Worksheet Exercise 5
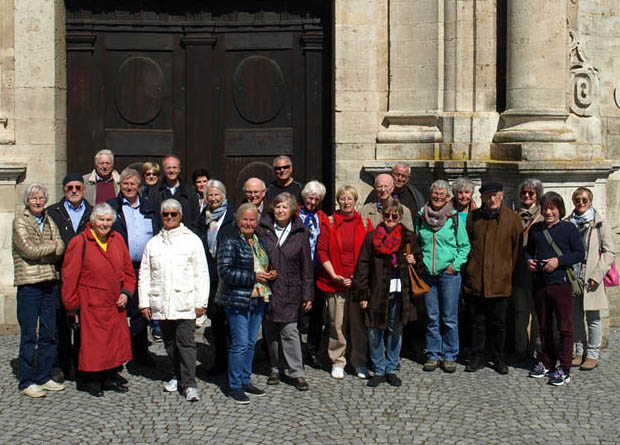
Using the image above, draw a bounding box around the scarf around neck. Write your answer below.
[570,206,594,228]
[423,201,454,231]
[205,200,228,255]
[519,202,540,228]
[480,204,500,220]
[372,223,402,267]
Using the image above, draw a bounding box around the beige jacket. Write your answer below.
[581,211,616,311]
[12,208,65,286]
[358,202,414,231]
[82,169,121,206]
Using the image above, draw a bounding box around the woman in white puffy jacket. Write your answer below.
[138,199,209,402]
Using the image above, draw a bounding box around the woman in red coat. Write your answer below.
[62,203,135,397]
[317,185,372,380]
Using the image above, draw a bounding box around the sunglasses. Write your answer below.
[274,165,291,171]
[521,190,536,197]
[162,212,179,218]
[144,172,158,177]
[382,212,400,220]
[66,185,83,191]
[574,197,590,203]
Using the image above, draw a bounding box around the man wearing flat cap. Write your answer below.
[47,173,93,381]
[462,182,522,374]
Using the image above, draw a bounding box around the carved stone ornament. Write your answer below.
[568,30,599,117]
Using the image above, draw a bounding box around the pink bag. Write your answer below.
[604,261,620,287]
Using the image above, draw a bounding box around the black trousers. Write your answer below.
[128,263,149,358]
[468,295,509,362]
[305,287,326,356]
[207,303,229,372]
[56,297,80,380]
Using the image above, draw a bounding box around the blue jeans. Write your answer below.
[367,293,402,375]
[225,299,265,390]
[423,272,461,361]
[16,282,58,389]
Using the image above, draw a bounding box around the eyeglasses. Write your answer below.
[521,190,536,197]
[382,212,400,220]
[144,172,158,177]
[162,212,179,218]
[28,196,46,202]
[574,197,590,203]
[65,185,83,191]
[245,190,264,196]
[274,165,291,172]
[392,173,410,179]
[376,185,391,190]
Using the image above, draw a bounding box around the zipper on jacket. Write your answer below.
[432,232,436,275]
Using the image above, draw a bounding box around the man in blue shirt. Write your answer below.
[47,173,93,382]
[108,168,161,367]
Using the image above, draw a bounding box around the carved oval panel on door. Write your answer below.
[114,56,164,125]
[233,55,285,124]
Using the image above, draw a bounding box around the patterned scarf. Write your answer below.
[569,206,595,230]
[249,233,271,301]
[519,203,540,229]
[372,223,402,267]
[205,200,228,256]
[299,206,321,260]
[422,201,454,231]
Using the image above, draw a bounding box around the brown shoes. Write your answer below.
[571,355,583,367]
[580,358,599,371]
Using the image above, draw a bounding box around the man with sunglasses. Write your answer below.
[265,155,302,204]
[47,173,93,382]
[359,174,414,231]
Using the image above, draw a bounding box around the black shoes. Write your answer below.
[385,373,402,387]
[494,360,509,375]
[243,383,266,397]
[267,372,280,385]
[291,377,309,391]
[76,380,104,397]
[103,378,129,393]
[367,375,386,387]
[464,359,486,372]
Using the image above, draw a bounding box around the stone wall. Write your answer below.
[0,0,65,325]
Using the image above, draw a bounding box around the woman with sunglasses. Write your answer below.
[141,162,160,198]
[567,187,616,371]
[415,180,470,373]
[138,199,209,401]
[353,199,422,387]
[507,178,544,365]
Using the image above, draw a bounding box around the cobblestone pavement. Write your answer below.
[1,327,619,445]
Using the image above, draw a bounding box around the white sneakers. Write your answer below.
[163,379,178,392]
[185,387,200,402]
[331,366,345,379]
[22,384,47,398]
[40,380,65,391]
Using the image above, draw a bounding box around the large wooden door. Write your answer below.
[66,2,331,204]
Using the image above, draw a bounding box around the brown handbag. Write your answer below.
[406,243,430,297]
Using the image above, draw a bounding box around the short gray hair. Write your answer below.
[206,179,227,199]
[271,192,298,216]
[95,149,114,162]
[452,177,474,195]
[120,167,141,185]
[161,199,183,215]
[518,178,544,201]
[301,180,327,201]
[237,202,259,221]
[374,174,394,187]
[90,202,117,223]
[273,155,292,167]
[243,177,266,191]
[23,183,49,206]
[430,179,450,193]
[392,162,411,175]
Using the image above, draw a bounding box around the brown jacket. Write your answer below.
[12,208,64,286]
[463,205,522,298]
[352,226,424,330]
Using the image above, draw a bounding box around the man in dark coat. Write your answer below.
[363,162,425,223]
[46,173,93,381]
[463,182,522,374]
[108,167,161,366]
[148,154,200,231]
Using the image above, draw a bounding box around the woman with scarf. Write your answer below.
[354,199,422,387]
[568,187,616,371]
[196,179,236,375]
[317,185,372,380]
[257,192,314,391]
[415,180,470,373]
[507,178,544,364]
[297,180,330,368]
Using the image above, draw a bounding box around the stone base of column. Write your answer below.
[494,109,576,144]
[376,112,442,144]
[490,142,605,162]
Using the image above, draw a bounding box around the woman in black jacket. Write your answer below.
[257,192,314,391]
[215,203,276,404]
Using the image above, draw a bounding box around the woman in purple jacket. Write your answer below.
[257,192,314,391]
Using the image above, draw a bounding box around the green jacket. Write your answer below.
[416,209,471,276]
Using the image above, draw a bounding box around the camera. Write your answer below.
[536,260,545,272]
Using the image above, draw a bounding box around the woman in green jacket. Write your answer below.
[416,180,470,373]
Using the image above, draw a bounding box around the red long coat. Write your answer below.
[61,224,135,372]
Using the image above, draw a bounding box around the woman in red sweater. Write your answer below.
[317,185,371,379]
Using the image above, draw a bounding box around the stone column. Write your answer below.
[494,0,575,145]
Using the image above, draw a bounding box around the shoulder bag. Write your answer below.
[542,228,583,298]
[406,243,430,297]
